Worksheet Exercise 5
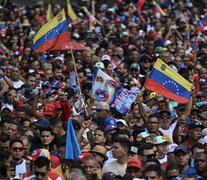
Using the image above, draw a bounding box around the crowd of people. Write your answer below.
[0,0,207,179]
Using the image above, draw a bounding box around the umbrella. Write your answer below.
[50,41,86,51]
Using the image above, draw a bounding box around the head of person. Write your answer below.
[40,127,54,148]
[0,134,10,152]
[174,145,189,169]
[144,158,160,169]
[139,54,151,71]
[11,65,21,81]
[83,156,100,180]
[116,119,128,130]
[153,136,170,158]
[52,65,62,80]
[182,174,197,180]
[20,118,31,133]
[188,120,204,141]
[144,164,163,180]
[130,63,140,78]
[137,132,155,144]
[117,62,129,76]
[191,143,205,158]
[146,114,160,134]
[34,156,50,180]
[160,51,170,63]
[5,87,17,104]
[89,145,108,164]
[32,118,50,138]
[92,127,106,146]
[49,117,64,137]
[111,137,131,160]
[194,152,207,176]
[94,102,110,117]
[7,120,22,139]
[129,146,139,160]
[126,159,142,178]
[55,137,66,163]
[10,138,24,162]
[130,102,141,120]
[138,143,155,166]
[68,172,86,180]
[159,110,172,130]
[166,143,178,163]
[19,135,31,158]
[166,163,181,180]
[25,73,36,88]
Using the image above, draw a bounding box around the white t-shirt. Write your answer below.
[105,149,116,165]
[12,80,24,89]
[158,154,168,165]
[102,160,127,176]
[159,121,177,143]
[16,158,26,176]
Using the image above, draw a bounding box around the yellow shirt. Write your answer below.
[55,164,70,179]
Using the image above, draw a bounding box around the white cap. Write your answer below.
[164,40,172,47]
[1,104,13,112]
[167,143,178,153]
[202,136,207,145]
[101,55,111,61]
[117,119,128,127]
[54,56,64,63]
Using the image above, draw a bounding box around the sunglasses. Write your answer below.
[145,153,156,159]
[160,115,171,119]
[167,176,178,180]
[34,171,47,177]
[131,68,138,72]
[12,147,24,152]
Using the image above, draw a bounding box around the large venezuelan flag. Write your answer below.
[152,0,166,16]
[32,9,70,53]
[0,43,8,55]
[144,59,192,103]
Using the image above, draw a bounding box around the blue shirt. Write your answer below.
[182,166,196,175]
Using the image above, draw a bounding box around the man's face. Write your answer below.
[7,124,18,138]
[5,65,14,77]
[26,76,36,88]
[140,59,151,69]
[34,165,49,180]
[58,146,65,162]
[160,112,172,130]
[0,140,10,152]
[93,130,106,145]
[189,127,202,140]
[156,143,167,157]
[21,139,30,157]
[174,57,182,68]
[40,131,54,146]
[140,149,155,165]
[53,69,62,80]
[45,69,52,80]
[147,117,159,133]
[83,159,99,180]
[111,142,125,159]
[10,142,24,161]
[175,151,189,167]
[126,167,142,178]
[145,171,161,180]
[12,67,20,80]
[117,63,126,75]
[6,89,16,104]
[194,153,207,173]
[130,51,139,62]
[15,111,26,122]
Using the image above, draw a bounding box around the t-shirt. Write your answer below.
[105,149,116,165]
[16,158,26,177]
[102,160,127,176]
[12,80,24,89]
[182,166,196,175]
[158,155,167,165]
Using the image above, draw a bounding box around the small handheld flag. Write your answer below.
[0,43,8,55]
[67,0,77,23]
[152,0,166,16]
[46,3,53,21]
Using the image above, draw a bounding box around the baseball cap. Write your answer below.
[130,146,138,154]
[202,136,207,145]
[200,111,207,119]
[37,70,45,76]
[120,32,129,38]
[33,118,50,127]
[50,156,60,169]
[139,54,151,62]
[164,40,172,47]
[176,103,187,110]
[24,88,36,100]
[104,117,117,127]
[104,125,118,132]
[77,152,93,162]
[43,104,55,116]
[155,46,163,53]
[114,18,121,23]
[157,94,164,101]
[174,145,188,155]
[27,149,50,161]
[1,104,13,112]
[130,63,140,71]
[54,56,64,63]
[95,62,105,69]
[137,132,156,140]
[42,81,51,88]
[188,120,204,130]
[159,109,171,116]
[102,172,121,180]
[54,101,61,109]
[197,91,207,97]
[153,136,171,145]
[94,102,110,111]
[101,55,111,61]
[167,143,178,154]
[127,159,142,169]
[90,145,108,161]
[117,119,128,127]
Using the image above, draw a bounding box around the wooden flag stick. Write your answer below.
[69,41,89,118]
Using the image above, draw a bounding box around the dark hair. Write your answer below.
[0,149,9,162]
[40,126,54,135]
[15,106,33,117]
[55,137,66,149]
[10,138,24,149]
[25,73,36,81]
[138,143,154,156]
[145,158,160,167]
[0,134,10,143]
[52,65,62,72]
[49,117,62,127]
[70,163,85,174]
[95,127,107,137]
[20,117,31,125]
[112,129,131,142]
[34,156,50,170]
[11,120,22,133]
[166,163,180,173]
[192,143,205,155]
[144,165,162,177]
[103,60,112,69]
[148,114,160,123]
[113,138,131,153]
[182,174,196,180]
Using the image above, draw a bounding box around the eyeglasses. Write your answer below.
[130,84,137,87]
[160,115,171,119]
[34,171,47,177]
[143,153,156,159]
[12,147,24,152]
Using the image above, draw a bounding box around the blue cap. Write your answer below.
[104,125,118,132]
[174,145,188,154]
[104,18,110,23]
[104,117,116,127]
[24,88,36,99]
[42,81,51,88]
[33,118,50,127]
[43,89,57,99]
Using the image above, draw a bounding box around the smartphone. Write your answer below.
[184,118,194,125]
[10,161,16,170]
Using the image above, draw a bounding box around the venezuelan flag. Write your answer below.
[32,9,70,53]
[144,59,192,103]
[90,0,95,16]
[82,6,96,30]
[67,0,77,23]
[196,15,204,32]
[46,3,53,22]
[0,43,8,55]
[152,0,166,16]
[0,21,6,30]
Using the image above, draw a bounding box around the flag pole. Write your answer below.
[68,41,89,118]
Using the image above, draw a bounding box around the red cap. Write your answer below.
[149,31,157,39]
[43,104,55,116]
[77,152,93,162]
[50,156,60,169]
[37,70,45,76]
[114,18,121,23]
[54,101,61,109]
[127,159,142,169]
[26,149,50,161]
